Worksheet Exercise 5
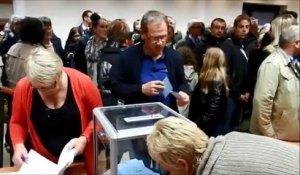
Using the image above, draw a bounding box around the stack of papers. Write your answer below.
[3,144,76,175]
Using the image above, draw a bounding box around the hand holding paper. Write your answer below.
[12,143,28,166]
[162,77,173,98]
[142,80,165,96]
[13,139,77,175]
[176,91,190,106]
[57,143,76,173]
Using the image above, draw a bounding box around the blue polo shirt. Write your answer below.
[140,53,171,106]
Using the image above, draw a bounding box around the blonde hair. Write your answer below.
[199,47,229,96]
[26,48,63,84]
[265,14,294,53]
[147,117,208,170]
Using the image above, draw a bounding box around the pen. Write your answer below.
[21,154,28,163]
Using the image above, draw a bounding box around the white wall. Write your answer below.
[12,0,300,45]
[204,0,300,26]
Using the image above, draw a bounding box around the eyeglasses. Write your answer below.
[147,35,168,44]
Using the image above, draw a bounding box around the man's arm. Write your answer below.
[252,61,279,137]
[110,53,144,99]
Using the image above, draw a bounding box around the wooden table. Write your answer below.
[0,162,87,175]
[0,166,17,173]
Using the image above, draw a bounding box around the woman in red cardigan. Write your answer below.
[9,47,103,175]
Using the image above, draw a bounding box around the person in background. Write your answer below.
[250,25,300,142]
[221,14,252,130]
[188,48,229,136]
[78,10,92,36]
[39,16,65,63]
[97,19,131,106]
[194,18,227,71]
[166,15,182,44]
[0,15,23,87]
[176,19,205,50]
[257,23,271,49]
[10,48,103,175]
[263,14,294,57]
[245,17,258,54]
[5,17,44,89]
[177,46,198,93]
[111,10,189,111]
[64,27,81,68]
[110,10,189,168]
[73,10,94,74]
[147,117,300,175]
[165,23,176,49]
[0,30,4,42]
[248,14,294,96]
[176,46,198,117]
[85,13,107,85]
[0,15,23,60]
[132,19,141,44]
[281,10,298,24]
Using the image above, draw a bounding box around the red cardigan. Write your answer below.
[10,68,103,175]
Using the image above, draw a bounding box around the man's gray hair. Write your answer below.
[279,25,299,47]
[140,10,168,33]
[9,14,23,23]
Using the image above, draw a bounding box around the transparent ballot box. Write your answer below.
[93,102,186,175]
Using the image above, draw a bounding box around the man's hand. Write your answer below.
[238,94,248,103]
[244,92,250,100]
[238,92,251,103]
[142,80,164,96]
[176,91,190,107]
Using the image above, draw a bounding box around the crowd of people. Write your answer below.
[0,8,299,175]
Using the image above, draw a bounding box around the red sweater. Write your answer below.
[10,68,103,175]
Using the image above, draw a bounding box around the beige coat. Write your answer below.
[250,48,300,141]
[5,42,41,88]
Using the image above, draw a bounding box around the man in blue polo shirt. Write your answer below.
[111,10,189,111]
[110,10,189,171]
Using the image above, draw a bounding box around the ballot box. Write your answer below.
[93,102,187,175]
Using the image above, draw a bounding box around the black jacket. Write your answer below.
[221,36,251,99]
[51,36,65,63]
[73,34,91,74]
[188,81,227,135]
[110,43,189,111]
[194,34,226,71]
[97,42,127,106]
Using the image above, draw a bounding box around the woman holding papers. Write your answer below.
[188,48,228,137]
[9,47,103,175]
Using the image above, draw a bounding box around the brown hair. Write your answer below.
[234,14,251,27]
[176,46,197,70]
[107,19,130,43]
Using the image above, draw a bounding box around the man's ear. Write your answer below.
[295,40,300,49]
[140,30,146,40]
[177,158,189,172]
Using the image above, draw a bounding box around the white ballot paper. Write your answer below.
[7,142,76,175]
[171,91,183,99]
